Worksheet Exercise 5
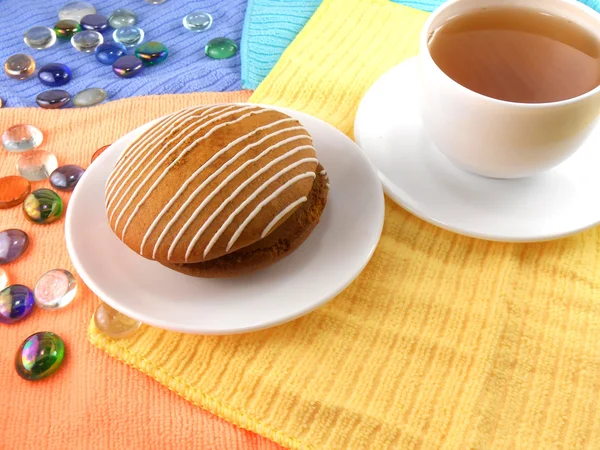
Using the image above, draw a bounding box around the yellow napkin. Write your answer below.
[90,0,600,448]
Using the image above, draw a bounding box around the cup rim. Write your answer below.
[420,0,600,108]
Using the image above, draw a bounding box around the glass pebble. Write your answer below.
[0,285,34,324]
[94,42,126,65]
[24,27,57,50]
[4,54,35,80]
[54,20,81,40]
[17,150,58,182]
[71,30,103,52]
[2,124,43,152]
[135,41,168,66]
[0,229,29,265]
[80,14,108,32]
[38,63,72,87]
[15,332,65,381]
[113,26,144,48]
[34,269,77,310]
[0,269,7,291]
[0,177,30,209]
[109,8,137,29]
[94,302,141,338]
[146,0,166,3]
[50,165,85,191]
[205,37,238,59]
[113,55,143,78]
[91,144,110,163]
[23,189,63,225]
[73,87,107,107]
[183,12,212,32]
[36,89,71,109]
[59,1,96,22]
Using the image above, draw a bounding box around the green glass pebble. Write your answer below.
[15,331,65,381]
[108,9,137,29]
[135,41,168,66]
[54,20,81,40]
[23,189,63,224]
[205,37,238,60]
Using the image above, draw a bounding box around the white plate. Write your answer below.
[66,105,384,334]
[355,57,600,242]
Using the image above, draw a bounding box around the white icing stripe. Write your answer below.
[106,105,236,212]
[261,197,307,239]
[179,151,316,261]
[320,169,327,176]
[144,121,308,257]
[117,107,270,238]
[225,172,316,254]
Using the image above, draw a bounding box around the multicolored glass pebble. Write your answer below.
[0,285,34,324]
[34,269,77,310]
[36,89,71,109]
[94,302,141,338]
[4,54,35,80]
[0,229,29,265]
[80,14,108,32]
[108,8,137,29]
[113,26,144,48]
[38,63,72,87]
[0,269,7,291]
[113,55,143,78]
[59,2,96,22]
[23,189,63,224]
[0,176,30,209]
[50,165,85,191]
[135,41,168,65]
[183,12,213,32]
[54,20,81,40]
[15,332,65,381]
[24,27,57,50]
[205,37,238,59]
[91,144,110,163]
[2,124,43,152]
[71,30,103,52]
[17,150,58,182]
[73,87,107,107]
[95,42,126,65]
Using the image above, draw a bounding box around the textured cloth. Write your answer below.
[1,0,246,108]
[240,0,600,89]
[0,91,285,450]
[89,0,600,448]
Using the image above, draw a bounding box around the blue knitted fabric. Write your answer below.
[0,0,247,107]
[241,0,600,90]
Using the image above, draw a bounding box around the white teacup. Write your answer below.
[419,0,600,179]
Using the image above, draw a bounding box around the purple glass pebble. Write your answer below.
[0,229,29,265]
[0,285,34,324]
[112,55,143,78]
[38,63,72,87]
[36,89,71,109]
[80,14,108,32]
[49,165,85,191]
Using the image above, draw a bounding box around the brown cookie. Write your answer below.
[161,165,329,278]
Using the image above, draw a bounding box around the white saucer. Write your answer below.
[66,105,384,334]
[355,57,600,242]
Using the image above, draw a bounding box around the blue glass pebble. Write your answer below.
[49,165,85,191]
[38,63,72,87]
[0,285,34,324]
[112,55,143,78]
[80,14,108,32]
[95,42,127,65]
[113,26,144,48]
[36,90,70,109]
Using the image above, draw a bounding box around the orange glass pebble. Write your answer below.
[4,54,36,80]
[0,176,31,209]
[91,144,110,163]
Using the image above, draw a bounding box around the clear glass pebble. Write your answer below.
[109,8,137,29]
[59,2,96,22]
[73,87,107,107]
[0,285,34,324]
[205,37,238,59]
[54,19,81,40]
[17,150,58,182]
[94,302,141,338]
[146,0,166,3]
[24,27,57,50]
[0,229,29,265]
[2,124,43,152]
[80,14,108,32]
[16,332,65,381]
[183,12,212,32]
[36,89,71,109]
[49,165,84,191]
[71,30,103,52]
[34,269,77,310]
[113,26,144,48]
[23,189,63,225]
[4,54,35,80]
[0,268,7,291]
[0,176,30,209]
